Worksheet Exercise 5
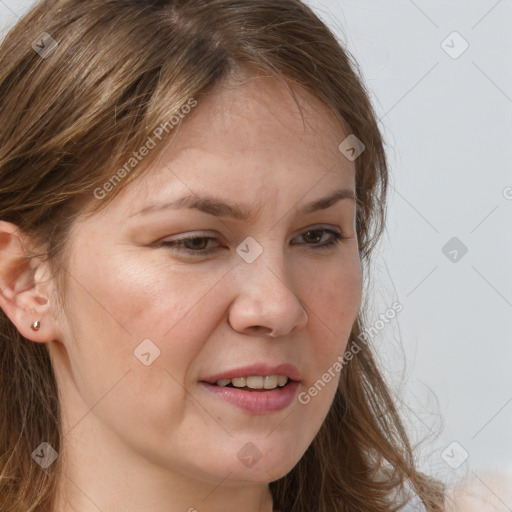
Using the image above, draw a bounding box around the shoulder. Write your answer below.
[445,471,512,512]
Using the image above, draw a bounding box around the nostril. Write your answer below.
[252,326,277,337]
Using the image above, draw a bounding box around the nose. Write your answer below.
[227,251,309,338]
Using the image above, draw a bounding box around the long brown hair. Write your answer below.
[0,1,445,510]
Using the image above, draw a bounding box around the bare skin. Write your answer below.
[0,70,361,512]
[446,471,512,512]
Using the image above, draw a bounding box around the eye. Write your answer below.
[160,227,345,256]
[293,228,344,250]
[160,234,221,255]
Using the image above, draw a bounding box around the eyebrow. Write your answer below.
[130,187,356,220]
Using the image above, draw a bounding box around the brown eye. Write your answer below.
[161,235,221,255]
[302,230,324,244]
[294,228,344,250]
[160,227,344,257]
[182,237,210,250]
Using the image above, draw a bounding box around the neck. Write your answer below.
[52,392,276,512]
[53,440,276,512]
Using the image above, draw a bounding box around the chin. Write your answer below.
[225,441,305,483]
[184,445,303,486]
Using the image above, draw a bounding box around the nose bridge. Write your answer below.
[237,233,289,295]
[229,235,309,337]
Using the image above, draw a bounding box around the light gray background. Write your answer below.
[1,0,511,490]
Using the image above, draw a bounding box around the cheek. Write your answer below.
[58,256,229,452]
[304,257,362,358]
[72,247,224,339]
[295,264,360,432]
[60,249,226,408]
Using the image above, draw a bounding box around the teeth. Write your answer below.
[214,375,289,390]
[246,376,264,389]
[263,376,278,389]
[231,377,246,388]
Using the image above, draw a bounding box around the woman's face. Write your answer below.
[49,72,362,489]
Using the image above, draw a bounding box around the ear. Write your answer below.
[0,220,61,343]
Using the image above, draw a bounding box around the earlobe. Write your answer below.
[0,220,58,343]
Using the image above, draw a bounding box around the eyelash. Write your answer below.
[160,228,345,256]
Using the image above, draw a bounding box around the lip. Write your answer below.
[199,380,300,414]
[200,363,302,383]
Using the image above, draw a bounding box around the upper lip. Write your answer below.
[201,363,302,383]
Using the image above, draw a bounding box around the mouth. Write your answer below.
[199,364,301,414]
[205,375,292,391]
[200,363,301,389]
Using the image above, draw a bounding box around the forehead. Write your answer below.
[180,70,349,157]
[101,72,355,219]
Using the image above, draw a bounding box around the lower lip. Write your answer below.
[199,381,300,414]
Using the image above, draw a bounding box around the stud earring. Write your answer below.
[31,320,40,331]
